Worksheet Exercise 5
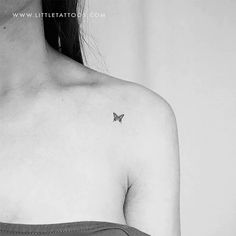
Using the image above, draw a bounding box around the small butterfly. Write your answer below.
[113,112,124,123]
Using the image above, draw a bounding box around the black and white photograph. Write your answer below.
[0,1,235,236]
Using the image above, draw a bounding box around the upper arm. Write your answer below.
[124,92,180,236]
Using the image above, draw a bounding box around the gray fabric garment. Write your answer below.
[0,221,151,236]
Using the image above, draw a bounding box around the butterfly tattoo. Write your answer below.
[113,113,124,123]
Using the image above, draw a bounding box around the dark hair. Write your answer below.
[42,0,84,64]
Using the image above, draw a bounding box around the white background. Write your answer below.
[84,1,236,236]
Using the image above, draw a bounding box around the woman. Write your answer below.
[0,0,180,236]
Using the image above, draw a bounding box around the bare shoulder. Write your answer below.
[95,71,173,110]
[53,56,178,160]
[67,64,178,141]
[52,51,176,123]
[53,54,178,137]
[50,53,176,124]
[97,71,179,171]
[55,60,176,122]
[99,72,178,133]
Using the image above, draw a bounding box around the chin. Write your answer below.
[0,0,35,20]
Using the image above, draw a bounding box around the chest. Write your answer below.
[0,114,128,223]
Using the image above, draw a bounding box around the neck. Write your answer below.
[0,1,52,97]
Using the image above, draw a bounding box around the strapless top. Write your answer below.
[0,221,150,236]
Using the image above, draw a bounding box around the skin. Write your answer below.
[0,1,180,235]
